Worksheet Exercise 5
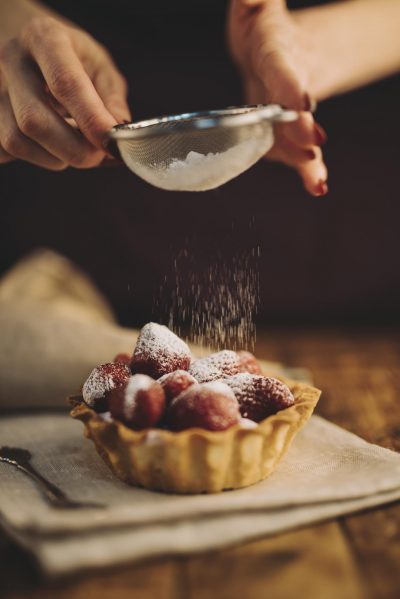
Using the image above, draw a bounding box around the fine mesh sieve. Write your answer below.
[107,104,297,192]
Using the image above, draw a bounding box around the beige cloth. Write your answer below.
[1,412,399,577]
[0,250,308,409]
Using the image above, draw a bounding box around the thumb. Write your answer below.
[94,64,132,124]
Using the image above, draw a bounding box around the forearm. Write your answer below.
[0,0,69,43]
[294,0,400,100]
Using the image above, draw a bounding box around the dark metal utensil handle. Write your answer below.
[0,446,104,509]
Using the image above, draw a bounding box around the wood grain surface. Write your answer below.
[1,328,399,599]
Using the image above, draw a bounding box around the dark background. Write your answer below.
[1,0,399,328]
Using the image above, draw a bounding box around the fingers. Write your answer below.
[254,53,328,194]
[298,160,328,197]
[93,57,131,123]
[280,112,317,147]
[20,17,118,148]
[245,75,328,195]
[269,135,319,166]
[268,121,327,196]
[278,112,328,195]
[281,113,328,195]
[268,135,327,195]
[0,35,106,169]
[0,87,67,170]
[0,17,130,171]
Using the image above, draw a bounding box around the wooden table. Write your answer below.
[1,328,399,599]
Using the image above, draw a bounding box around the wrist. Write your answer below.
[290,6,339,102]
[292,0,400,101]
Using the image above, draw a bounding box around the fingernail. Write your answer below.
[315,179,328,196]
[314,123,328,145]
[303,93,317,113]
[305,148,317,161]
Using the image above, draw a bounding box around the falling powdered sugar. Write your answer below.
[153,230,260,352]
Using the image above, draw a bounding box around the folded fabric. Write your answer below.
[1,412,399,577]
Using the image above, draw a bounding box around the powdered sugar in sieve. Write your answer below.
[108,105,297,192]
[128,138,271,192]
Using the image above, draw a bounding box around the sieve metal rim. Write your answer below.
[107,104,297,142]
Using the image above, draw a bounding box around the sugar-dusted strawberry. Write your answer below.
[188,350,241,383]
[109,374,166,430]
[113,353,132,366]
[131,323,192,379]
[158,370,197,404]
[82,362,131,412]
[167,381,240,432]
[221,374,294,422]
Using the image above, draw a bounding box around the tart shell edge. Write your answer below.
[70,377,321,494]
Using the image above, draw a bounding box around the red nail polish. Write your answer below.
[305,149,317,161]
[315,180,328,196]
[314,123,328,146]
[303,93,317,113]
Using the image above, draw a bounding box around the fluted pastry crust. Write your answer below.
[70,377,321,494]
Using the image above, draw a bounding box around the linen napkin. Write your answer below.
[1,412,399,577]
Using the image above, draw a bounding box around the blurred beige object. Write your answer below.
[0,249,114,322]
[0,250,138,410]
[71,380,320,493]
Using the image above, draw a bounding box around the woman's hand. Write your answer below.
[227,0,328,196]
[0,16,130,170]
